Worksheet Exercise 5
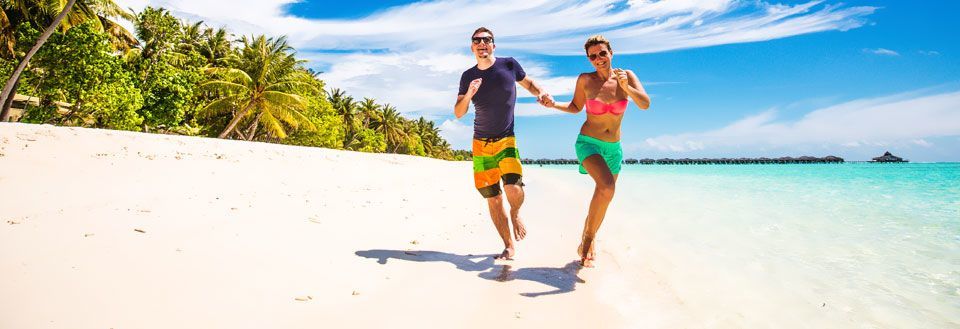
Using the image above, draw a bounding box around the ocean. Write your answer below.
[541,163,959,327]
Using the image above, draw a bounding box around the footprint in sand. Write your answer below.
[15,134,36,141]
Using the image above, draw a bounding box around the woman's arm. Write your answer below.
[617,69,650,110]
[551,74,587,113]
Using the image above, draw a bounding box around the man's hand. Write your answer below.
[537,93,555,107]
[467,78,482,96]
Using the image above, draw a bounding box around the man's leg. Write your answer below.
[484,191,515,260]
[502,177,526,241]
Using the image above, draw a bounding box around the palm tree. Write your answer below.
[415,117,441,157]
[0,0,135,57]
[131,7,183,72]
[199,27,231,67]
[327,88,357,147]
[0,0,76,122]
[357,97,379,128]
[0,0,136,121]
[201,35,314,139]
[375,104,407,153]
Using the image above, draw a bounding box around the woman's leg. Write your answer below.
[579,154,617,267]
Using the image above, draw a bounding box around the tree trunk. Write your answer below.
[233,128,246,140]
[0,0,78,122]
[218,102,254,138]
[245,112,263,141]
[1,76,20,122]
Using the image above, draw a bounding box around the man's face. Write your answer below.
[471,32,495,59]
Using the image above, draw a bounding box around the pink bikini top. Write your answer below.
[585,99,628,115]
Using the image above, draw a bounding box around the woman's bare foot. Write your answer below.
[578,240,596,267]
[494,247,515,260]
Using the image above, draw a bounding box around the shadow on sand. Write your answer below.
[355,249,585,297]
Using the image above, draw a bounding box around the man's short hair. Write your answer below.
[472,27,494,41]
[584,35,612,55]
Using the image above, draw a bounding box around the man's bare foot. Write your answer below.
[511,217,526,241]
[494,247,514,260]
[510,209,526,241]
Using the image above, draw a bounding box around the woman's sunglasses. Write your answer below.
[588,50,610,61]
[472,37,494,44]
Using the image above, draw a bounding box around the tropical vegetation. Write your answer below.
[0,2,469,160]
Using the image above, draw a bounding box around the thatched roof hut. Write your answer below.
[872,151,907,163]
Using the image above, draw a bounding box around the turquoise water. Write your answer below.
[545,163,960,326]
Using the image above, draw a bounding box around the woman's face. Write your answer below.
[586,44,612,71]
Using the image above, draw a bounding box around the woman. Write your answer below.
[549,35,650,267]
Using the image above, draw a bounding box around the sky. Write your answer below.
[114,0,960,161]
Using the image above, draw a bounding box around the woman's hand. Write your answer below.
[613,68,629,90]
[538,93,555,107]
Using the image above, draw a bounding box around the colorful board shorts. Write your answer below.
[472,136,523,198]
[575,134,623,175]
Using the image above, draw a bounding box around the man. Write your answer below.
[454,26,554,260]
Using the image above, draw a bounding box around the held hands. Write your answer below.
[537,93,555,108]
[467,78,482,96]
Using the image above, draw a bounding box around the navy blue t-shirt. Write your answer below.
[458,57,526,139]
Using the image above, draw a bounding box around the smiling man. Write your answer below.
[454,27,554,260]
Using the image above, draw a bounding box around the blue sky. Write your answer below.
[116,0,960,161]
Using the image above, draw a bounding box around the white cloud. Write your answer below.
[438,119,473,150]
[114,0,877,116]
[317,51,473,114]
[864,48,900,56]
[641,89,960,153]
[515,102,565,117]
[919,50,941,56]
[912,139,933,147]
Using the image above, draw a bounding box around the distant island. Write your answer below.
[521,156,845,165]
[522,151,914,165]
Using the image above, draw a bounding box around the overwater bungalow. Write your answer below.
[871,151,908,163]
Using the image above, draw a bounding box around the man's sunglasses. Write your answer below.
[472,37,494,44]
[588,50,610,61]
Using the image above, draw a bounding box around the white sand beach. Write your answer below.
[4,123,956,328]
[0,123,682,328]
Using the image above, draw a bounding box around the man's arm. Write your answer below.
[454,78,482,118]
[517,77,552,106]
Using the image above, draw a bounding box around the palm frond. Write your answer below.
[203,67,253,85]
[201,96,241,117]
[200,80,248,94]
[262,90,305,108]
[265,79,316,93]
[259,111,287,139]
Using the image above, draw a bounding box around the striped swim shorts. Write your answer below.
[472,136,523,198]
